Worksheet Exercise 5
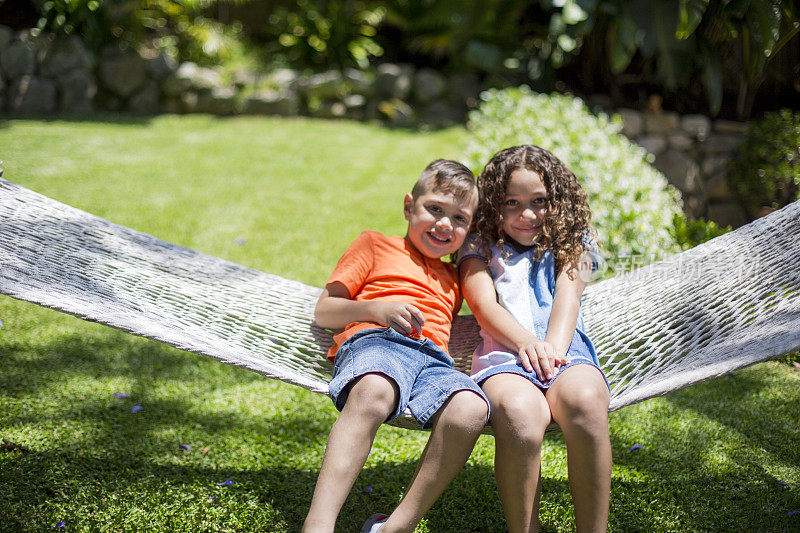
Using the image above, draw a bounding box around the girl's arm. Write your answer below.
[544,260,591,358]
[460,257,565,381]
[314,281,425,335]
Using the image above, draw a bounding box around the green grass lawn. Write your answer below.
[1,115,799,532]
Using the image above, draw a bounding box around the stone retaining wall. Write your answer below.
[0,26,747,227]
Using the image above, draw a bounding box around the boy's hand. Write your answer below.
[373,302,425,336]
[518,340,569,382]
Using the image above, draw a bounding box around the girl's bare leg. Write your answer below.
[546,365,611,533]
[303,373,399,533]
[482,373,552,533]
[380,390,489,533]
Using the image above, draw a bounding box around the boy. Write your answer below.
[302,160,490,533]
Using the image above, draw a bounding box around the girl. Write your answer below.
[459,145,611,532]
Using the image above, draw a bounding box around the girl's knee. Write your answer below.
[552,381,609,430]
[491,391,551,444]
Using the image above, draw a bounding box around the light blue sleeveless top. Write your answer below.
[458,235,601,383]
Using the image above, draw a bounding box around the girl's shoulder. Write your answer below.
[456,233,494,268]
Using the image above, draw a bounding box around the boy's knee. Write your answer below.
[344,373,399,420]
[440,390,489,433]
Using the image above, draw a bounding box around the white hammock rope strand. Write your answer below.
[1,177,798,429]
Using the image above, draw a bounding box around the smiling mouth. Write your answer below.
[427,232,452,245]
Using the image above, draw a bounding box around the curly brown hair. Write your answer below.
[473,145,595,275]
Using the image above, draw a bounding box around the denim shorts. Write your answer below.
[329,328,490,429]
[471,330,609,391]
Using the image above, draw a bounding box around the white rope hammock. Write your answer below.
[1,175,799,431]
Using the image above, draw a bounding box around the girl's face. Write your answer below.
[500,167,549,247]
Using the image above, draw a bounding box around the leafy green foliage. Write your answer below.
[727,109,800,220]
[34,0,140,49]
[265,0,385,69]
[464,87,682,267]
[669,213,731,250]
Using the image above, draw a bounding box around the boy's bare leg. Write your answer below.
[379,390,489,533]
[482,373,552,533]
[302,374,400,533]
[546,365,611,533]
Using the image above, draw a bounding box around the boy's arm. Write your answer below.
[460,257,565,381]
[314,281,425,335]
[544,260,590,358]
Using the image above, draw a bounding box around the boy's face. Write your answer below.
[403,187,477,259]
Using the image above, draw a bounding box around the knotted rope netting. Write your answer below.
[1,176,798,430]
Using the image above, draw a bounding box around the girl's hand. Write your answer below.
[519,340,569,382]
[372,301,425,336]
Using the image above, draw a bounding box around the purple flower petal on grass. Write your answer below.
[0,318,4,327]
[55,522,66,529]
[235,237,246,245]
[788,510,799,517]
[364,485,373,494]
[217,479,234,487]
[629,444,642,453]
[179,444,190,451]
[777,480,790,489]
[131,405,143,413]
[113,392,129,399]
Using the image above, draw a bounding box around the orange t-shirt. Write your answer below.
[325,231,462,361]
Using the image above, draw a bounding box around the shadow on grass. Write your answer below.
[0,112,156,126]
[3,326,800,531]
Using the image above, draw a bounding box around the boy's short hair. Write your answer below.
[412,159,476,205]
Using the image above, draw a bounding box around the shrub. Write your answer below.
[463,86,682,271]
[727,109,800,220]
[669,214,731,251]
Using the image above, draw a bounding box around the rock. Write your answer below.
[9,75,57,113]
[57,68,96,113]
[446,72,480,108]
[700,134,743,154]
[617,108,644,138]
[707,201,747,228]
[309,99,347,119]
[653,149,701,194]
[683,194,706,219]
[713,119,748,134]
[0,40,36,78]
[269,68,299,90]
[377,98,415,127]
[163,62,222,96]
[160,97,182,114]
[375,63,413,99]
[98,50,147,98]
[705,173,735,201]
[233,69,259,88]
[644,111,680,134]
[145,53,178,80]
[242,89,299,116]
[681,114,711,140]
[668,132,693,151]
[40,35,94,77]
[128,80,160,114]
[196,86,237,115]
[304,70,345,100]
[343,68,372,95]
[420,101,465,128]
[637,134,668,156]
[180,91,199,113]
[414,68,446,104]
[0,25,13,51]
[701,155,730,178]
